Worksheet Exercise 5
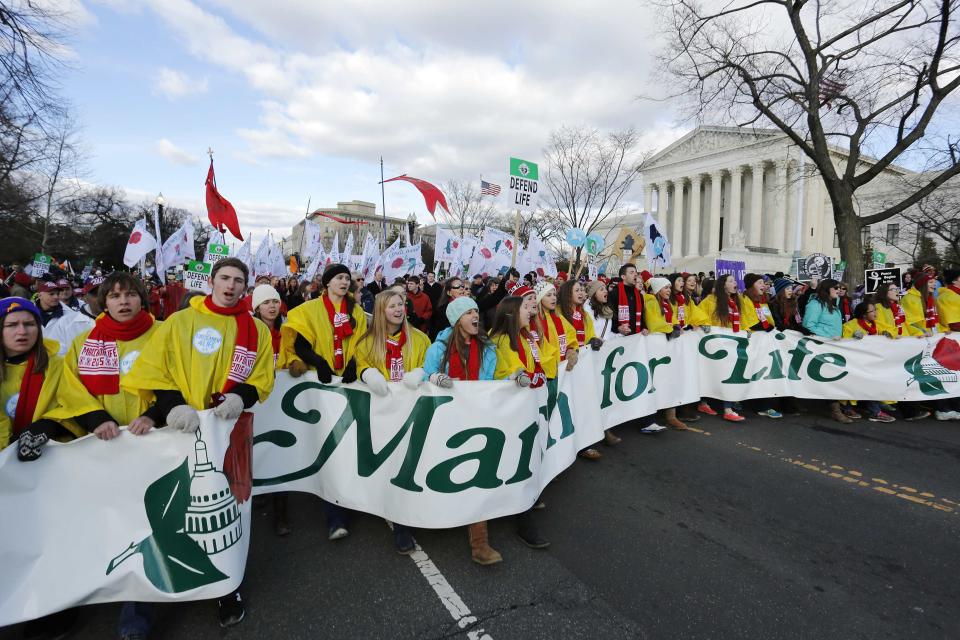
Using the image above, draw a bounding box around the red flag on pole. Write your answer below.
[205,158,243,240]
[382,175,450,219]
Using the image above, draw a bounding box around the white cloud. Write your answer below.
[136,0,682,177]
[153,67,209,99]
[156,138,200,166]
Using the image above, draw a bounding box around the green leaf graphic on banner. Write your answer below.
[106,458,228,593]
[903,352,946,396]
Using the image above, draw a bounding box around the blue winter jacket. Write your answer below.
[423,327,497,380]
[801,297,843,338]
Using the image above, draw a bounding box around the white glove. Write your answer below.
[213,393,245,421]
[429,372,453,388]
[565,349,579,371]
[167,404,200,432]
[361,368,390,396]
[402,367,426,389]
[511,369,531,388]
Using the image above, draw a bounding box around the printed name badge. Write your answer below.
[558,334,567,356]
[5,393,19,418]
[120,350,140,375]
[192,327,223,355]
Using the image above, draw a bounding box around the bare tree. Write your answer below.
[878,178,960,266]
[441,179,500,236]
[37,115,83,252]
[656,0,960,283]
[541,125,644,267]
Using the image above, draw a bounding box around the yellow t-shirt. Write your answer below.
[1,340,81,448]
[122,296,275,411]
[49,322,161,426]
[936,286,959,330]
[354,327,430,380]
[278,295,368,374]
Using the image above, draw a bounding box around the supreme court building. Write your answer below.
[636,125,952,274]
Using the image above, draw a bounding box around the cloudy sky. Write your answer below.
[62,0,689,241]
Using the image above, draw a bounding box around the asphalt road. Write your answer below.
[4,405,959,640]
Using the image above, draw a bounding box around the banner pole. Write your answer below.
[510,209,520,268]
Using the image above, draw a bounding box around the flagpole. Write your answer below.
[379,157,388,251]
[298,196,311,260]
[510,209,520,268]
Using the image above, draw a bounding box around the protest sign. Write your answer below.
[508,157,539,210]
[715,259,746,289]
[31,253,52,277]
[204,243,230,265]
[184,260,212,293]
[864,267,902,295]
[796,253,833,282]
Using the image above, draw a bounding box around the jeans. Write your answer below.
[118,601,154,638]
[860,400,882,417]
[323,501,349,530]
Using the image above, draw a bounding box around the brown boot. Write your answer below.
[468,522,503,565]
[665,408,688,430]
[830,402,853,424]
[604,429,622,445]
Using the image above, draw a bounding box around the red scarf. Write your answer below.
[840,297,852,322]
[322,294,353,370]
[515,330,546,387]
[204,296,259,395]
[269,326,281,355]
[77,310,154,395]
[12,352,44,436]
[675,293,686,328]
[949,285,960,296]
[660,297,673,324]
[728,297,741,333]
[385,330,407,381]
[571,307,585,344]
[924,294,939,329]
[447,338,480,381]
[617,281,643,331]
[542,311,568,358]
[857,318,877,335]
[752,298,770,330]
[890,301,905,336]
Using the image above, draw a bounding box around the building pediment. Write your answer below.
[644,126,782,169]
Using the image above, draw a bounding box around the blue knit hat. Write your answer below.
[0,297,42,323]
[446,296,478,326]
[773,278,794,296]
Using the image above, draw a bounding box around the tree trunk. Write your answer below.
[831,184,864,287]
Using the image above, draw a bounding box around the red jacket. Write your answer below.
[407,290,433,332]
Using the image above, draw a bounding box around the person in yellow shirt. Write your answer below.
[52,272,161,439]
[937,269,960,331]
[1,297,81,459]
[488,290,550,550]
[840,301,897,422]
[696,274,747,422]
[280,263,367,382]
[557,280,598,348]
[643,277,694,430]
[122,257,275,629]
[901,272,941,336]
[533,281,577,379]
[874,281,915,337]
[352,288,431,555]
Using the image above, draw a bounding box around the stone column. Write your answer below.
[644,183,655,215]
[708,171,722,255]
[728,166,743,246]
[673,179,685,258]
[749,161,765,247]
[771,161,788,253]
[688,174,702,257]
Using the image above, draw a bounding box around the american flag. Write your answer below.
[481,180,501,196]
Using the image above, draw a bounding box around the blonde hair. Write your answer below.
[356,290,414,368]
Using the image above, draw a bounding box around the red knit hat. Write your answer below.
[507,282,534,298]
[640,270,653,283]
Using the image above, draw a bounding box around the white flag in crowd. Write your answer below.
[342,231,355,262]
[122,220,157,268]
[526,234,557,278]
[303,220,322,257]
[643,212,671,272]
[434,227,461,264]
[329,231,341,265]
[253,234,273,277]
[360,232,379,279]
[160,218,196,269]
[153,210,165,276]
[459,234,479,273]
[270,240,286,276]
[235,233,252,267]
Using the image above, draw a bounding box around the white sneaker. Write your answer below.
[935,411,955,421]
[641,423,667,433]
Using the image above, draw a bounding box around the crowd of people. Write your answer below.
[1,256,959,640]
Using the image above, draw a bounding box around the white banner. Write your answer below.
[2,330,958,623]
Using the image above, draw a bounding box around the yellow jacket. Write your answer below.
[697,295,744,330]
[901,288,942,335]
[841,318,880,338]
[539,310,576,377]
[1,340,82,448]
[936,286,960,330]
[491,332,544,381]
[354,327,430,379]
[875,304,913,337]
[49,322,161,427]
[739,295,773,332]
[565,306,596,347]
[279,295,368,374]
[122,296,275,411]
[642,295,674,334]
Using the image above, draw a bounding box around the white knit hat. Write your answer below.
[648,277,672,296]
[534,281,556,304]
[252,284,281,312]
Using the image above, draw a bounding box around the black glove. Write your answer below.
[341,359,358,384]
[588,337,604,351]
[315,357,333,384]
[666,327,683,341]
[17,425,51,462]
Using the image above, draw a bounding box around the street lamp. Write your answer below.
[156,193,165,232]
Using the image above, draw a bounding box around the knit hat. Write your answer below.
[586,281,606,299]
[351,271,364,282]
[534,281,556,304]
[321,263,351,288]
[640,270,653,283]
[0,297,42,324]
[251,284,281,312]
[914,272,934,292]
[648,277,671,295]
[446,296,478,326]
[556,271,568,281]
[773,277,794,296]
[507,282,534,298]
[743,273,763,291]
